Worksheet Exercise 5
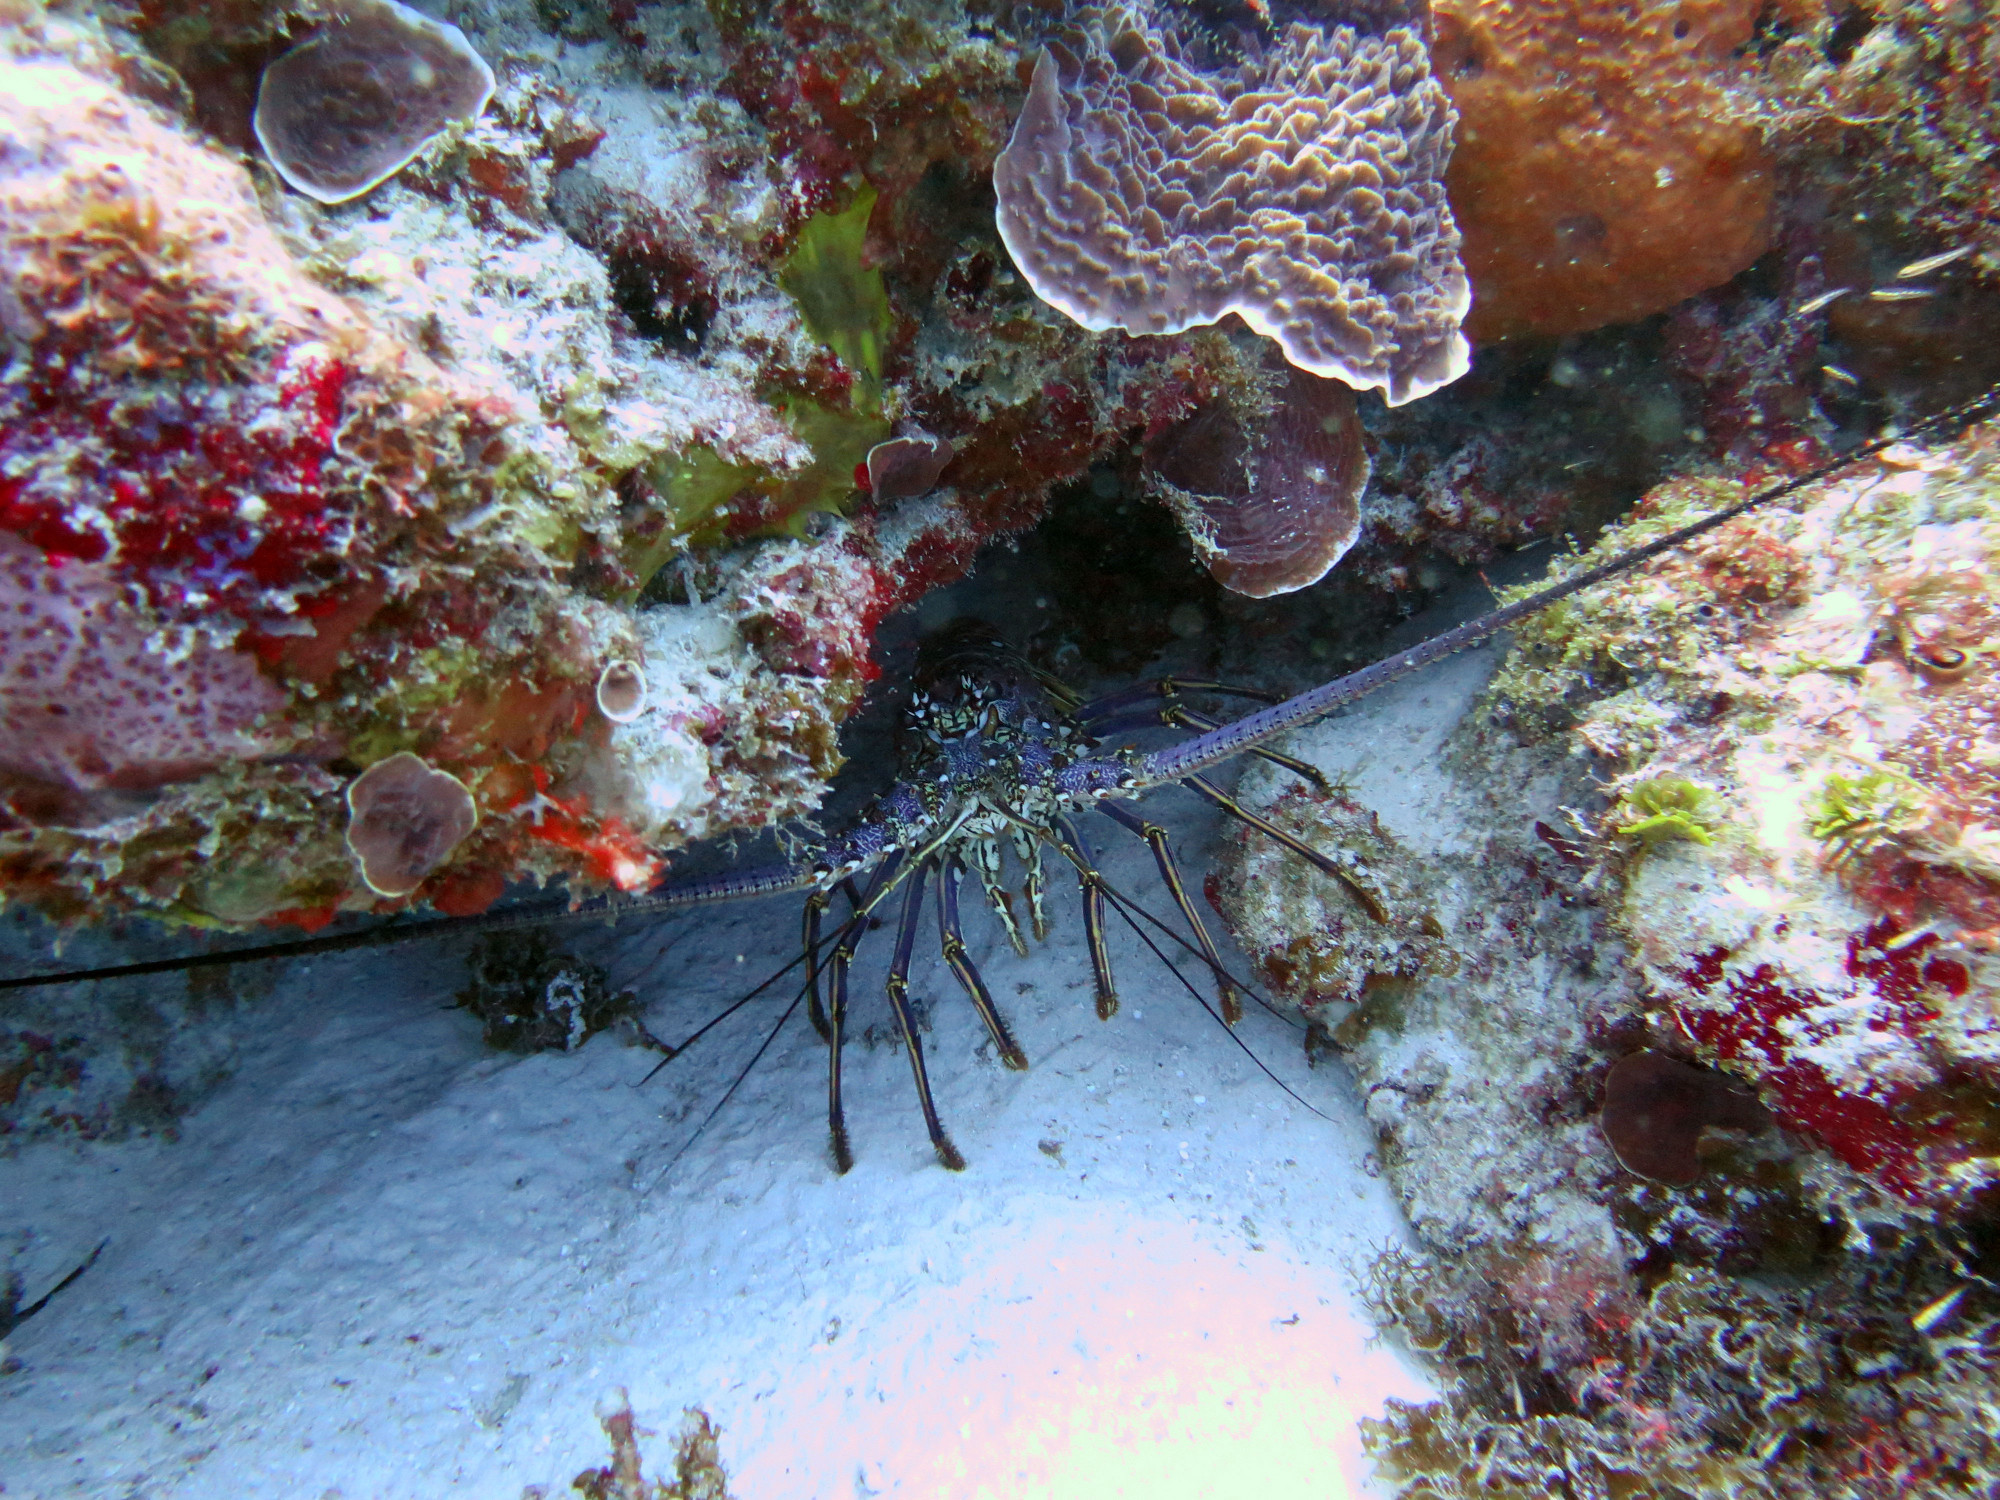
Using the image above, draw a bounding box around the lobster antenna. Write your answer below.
[1139,382,2000,787]
[641,988,809,1196]
[1092,871,1335,1123]
[0,858,817,994]
[633,910,866,1086]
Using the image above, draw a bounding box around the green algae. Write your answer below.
[1809,767,1925,864]
[603,189,897,591]
[1612,776,1724,848]
[778,186,892,415]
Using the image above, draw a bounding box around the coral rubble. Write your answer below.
[544,1392,733,1500]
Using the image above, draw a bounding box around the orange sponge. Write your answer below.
[1436,0,1779,341]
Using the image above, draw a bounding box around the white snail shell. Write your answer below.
[596,660,648,723]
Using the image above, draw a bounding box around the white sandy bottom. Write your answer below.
[3,792,1429,1497]
[727,1212,1417,1500]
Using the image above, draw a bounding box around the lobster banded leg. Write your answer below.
[972,835,1030,957]
[936,857,1029,1069]
[1055,814,1119,1020]
[1012,827,1050,942]
[884,859,966,1171]
[1098,800,1245,1025]
[1179,773,1391,924]
[826,855,901,1174]
[803,890,832,1042]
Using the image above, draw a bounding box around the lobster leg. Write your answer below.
[1055,814,1119,1019]
[1179,773,1390,924]
[883,859,966,1171]
[972,835,1031,957]
[803,889,832,1042]
[936,856,1028,1069]
[1013,827,1050,942]
[1097,800,1244,1025]
[826,855,901,1174]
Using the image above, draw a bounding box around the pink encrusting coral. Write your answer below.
[253,0,497,204]
[0,533,288,801]
[343,752,479,897]
[994,1,1470,406]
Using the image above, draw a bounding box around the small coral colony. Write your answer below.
[5,0,2000,1491]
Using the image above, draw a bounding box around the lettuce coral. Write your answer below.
[994,0,1470,405]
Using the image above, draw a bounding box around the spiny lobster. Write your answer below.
[9,386,1999,1174]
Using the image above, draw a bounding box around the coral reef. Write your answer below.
[1806,0,2000,287]
[994,1,1470,405]
[15,0,1547,925]
[1490,423,2000,1211]
[29,0,1871,935]
[1361,1238,2000,1500]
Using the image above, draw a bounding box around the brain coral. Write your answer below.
[994,1,1471,406]
[1433,0,1779,341]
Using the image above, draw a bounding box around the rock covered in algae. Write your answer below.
[1210,410,2000,1499]
[0,7,985,925]
[1490,425,2000,1211]
[14,0,1528,923]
